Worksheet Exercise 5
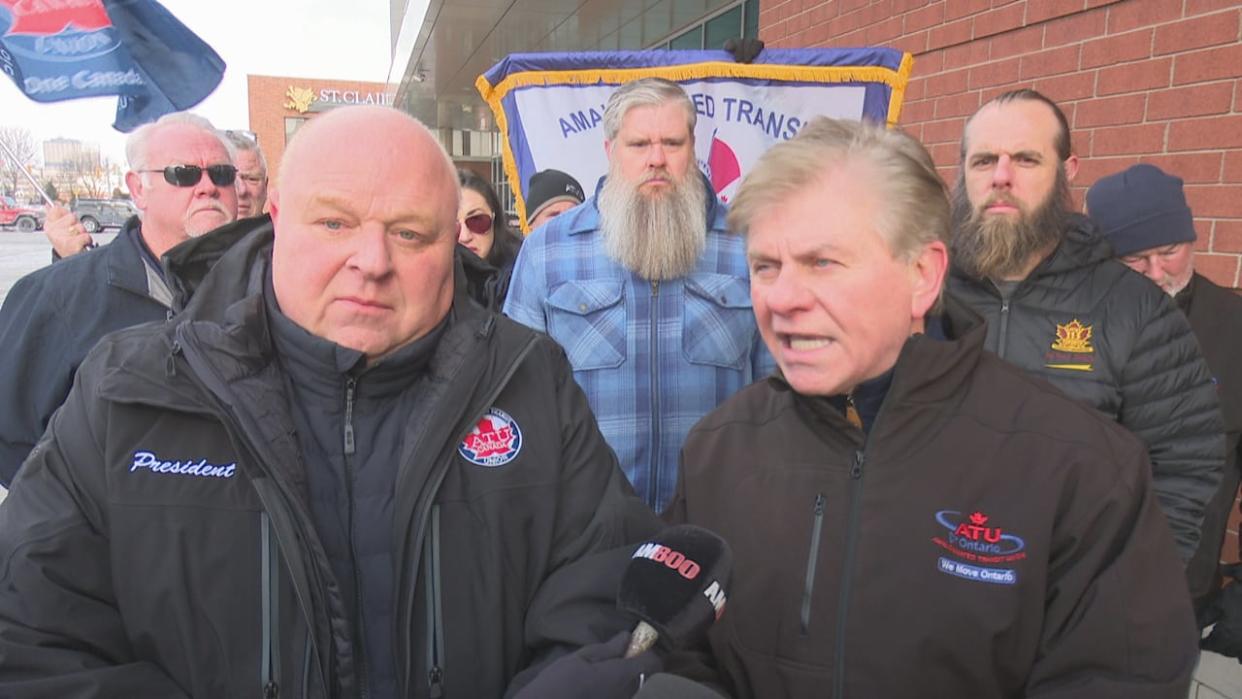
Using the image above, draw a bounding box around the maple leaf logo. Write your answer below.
[1051,319,1094,354]
[283,86,316,114]
[969,511,988,526]
[1,0,111,37]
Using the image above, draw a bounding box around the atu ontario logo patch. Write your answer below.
[1045,318,1095,372]
[932,510,1026,586]
[458,408,522,468]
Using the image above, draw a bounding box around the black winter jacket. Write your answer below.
[948,214,1224,560]
[0,217,169,485]
[0,225,661,698]
[666,300,1198,698]
[1180,273,1242,610]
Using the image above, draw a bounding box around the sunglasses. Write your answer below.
[464,212,493,235]
[140,164,238,187]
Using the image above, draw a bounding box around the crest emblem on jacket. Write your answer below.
[932,510,1027,585]
[1045,318,1095,372]
[458,408,522,467]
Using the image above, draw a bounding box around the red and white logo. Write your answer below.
[458,408,522,467]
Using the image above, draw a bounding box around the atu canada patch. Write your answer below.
[458,408,522,467]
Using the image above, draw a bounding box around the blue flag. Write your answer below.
[0,0,225,132]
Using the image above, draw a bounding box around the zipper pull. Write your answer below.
[844,395,862,430]
[165,340,182,378]
[262,680,279,699]
[343,378,357,455]
[428,666,444,698]
[850,450,865,479]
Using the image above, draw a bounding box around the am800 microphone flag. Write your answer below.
[618,524,732,656]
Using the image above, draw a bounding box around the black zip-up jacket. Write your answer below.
[0,224,661,698]
[0,216,169,485]
[665,300,1198,698]
[1180,272,1242,611]
[948,214,1224,560]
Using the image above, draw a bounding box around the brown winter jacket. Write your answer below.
[665,300,1197,699]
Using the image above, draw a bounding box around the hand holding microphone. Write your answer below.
[618,524,732,657]
[513,525,732,698]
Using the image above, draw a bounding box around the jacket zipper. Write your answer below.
[302,635,313,699]
[172,338,330,697]
[647,279,661,509]
[341,377,370,699]
[398,334,539,694]
[262,512,281,699]
[832,450,867,699]
[800,494,826,635]
[425,505,445,698]
[997,298,1011,359]
[344,378,356,456]
[986,279,1013,360]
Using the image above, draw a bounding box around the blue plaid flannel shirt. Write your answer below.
[504,181,775,512]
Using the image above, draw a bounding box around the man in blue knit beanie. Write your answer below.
[1090,164,1242,659]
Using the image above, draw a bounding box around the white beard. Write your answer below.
[597,168,707,281]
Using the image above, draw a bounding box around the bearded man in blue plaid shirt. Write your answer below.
[505,78,774,513]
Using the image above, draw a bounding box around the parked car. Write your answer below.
[72,198,138,233]
[0,195,45,232]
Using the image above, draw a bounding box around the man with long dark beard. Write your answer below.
[505,78,771,513]
[947,89,1223,562]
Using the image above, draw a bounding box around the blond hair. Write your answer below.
[728,117,949,263]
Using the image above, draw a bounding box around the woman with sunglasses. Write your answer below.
[457,169,522,309]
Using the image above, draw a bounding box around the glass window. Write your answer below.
[704,5,742,49]
[284,117,307,146]
[669,26,702,50]
[744,0,758,39]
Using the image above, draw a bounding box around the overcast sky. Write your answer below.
[1,0,392,164]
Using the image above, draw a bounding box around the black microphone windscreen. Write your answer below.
[617,524,732,649]
[633,673,728,698]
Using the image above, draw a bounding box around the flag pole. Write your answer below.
[0,139,56,207]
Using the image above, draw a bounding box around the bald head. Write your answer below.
[279,106,459,220]
[269,106,462,361]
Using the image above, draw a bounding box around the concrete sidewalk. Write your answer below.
[1193,649,1242,698]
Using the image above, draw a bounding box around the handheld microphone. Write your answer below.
[617,524,732,657]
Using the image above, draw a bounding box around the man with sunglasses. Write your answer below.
[0,112,238,485]
[0,105,663,698]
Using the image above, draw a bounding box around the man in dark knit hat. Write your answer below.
[1089,164,1242,658]
[525,169,585,231]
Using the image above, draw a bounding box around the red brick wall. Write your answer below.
[759,0,1242,293]
[247,75,393,184]
[761,0,1242,567]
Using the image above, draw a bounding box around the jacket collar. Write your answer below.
[101,216,164,301]
[791,295,988,435]
[950,213,1112,288]
[1030,213,1113,277]
[164,214,272,314]
[562,173,727,236]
